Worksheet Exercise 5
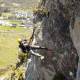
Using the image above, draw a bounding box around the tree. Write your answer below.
[32,0,80,80]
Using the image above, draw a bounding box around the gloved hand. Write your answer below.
[26,45,31,52]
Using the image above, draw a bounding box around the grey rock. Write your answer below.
[32,0,80,80]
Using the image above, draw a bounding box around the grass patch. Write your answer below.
[0,25,32,32]
[9,20,22,25]
[0,26,32,68]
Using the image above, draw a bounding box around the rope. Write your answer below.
[28,24,36,45]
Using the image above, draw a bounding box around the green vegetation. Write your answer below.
[9,20,22,25]
[0,26,32,68]
[0,26,26,31]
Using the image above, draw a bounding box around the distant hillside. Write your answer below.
[2,0,40,8]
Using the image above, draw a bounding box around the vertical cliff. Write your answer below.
[33,0,80,80]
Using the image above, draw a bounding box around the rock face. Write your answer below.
[32,0,80,80]
[72,17,80,80]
